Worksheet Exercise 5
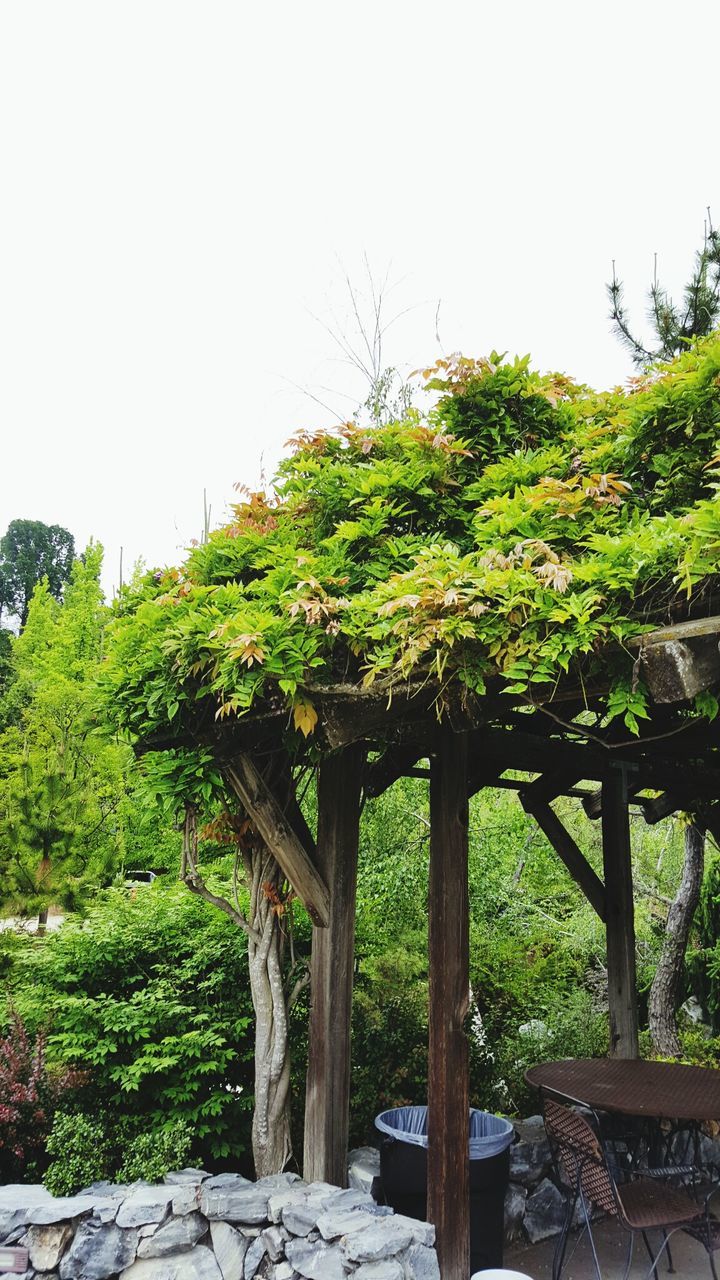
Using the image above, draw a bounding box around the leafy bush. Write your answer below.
[44,1111,195,1194]
[44,1111,111,1195]
[117,1118,193,1184]
[6,884,256,1165]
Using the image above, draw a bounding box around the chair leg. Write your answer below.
[642,1229,659,1280]
[580,1193,603,1280]
[663,1228,675,1274]
[552,1189,577,1280]
[622,1232,635,1280]
[709,1245,719,1280]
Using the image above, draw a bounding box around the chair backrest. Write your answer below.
[543,1095,619,1217]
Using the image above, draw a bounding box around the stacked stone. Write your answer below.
[0,1172,440,1280]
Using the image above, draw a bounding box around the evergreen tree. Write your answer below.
[0,519,75,628]
[0,544,123,925]
[608,211,720,366]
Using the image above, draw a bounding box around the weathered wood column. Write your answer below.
[601,765,639,1058]
[303,743,363,1185]
[428,726,470,1280]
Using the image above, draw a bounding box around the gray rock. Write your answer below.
[243,1235,266,1279]
[255,1174,303,1192]
[0,1272,33,1280]
[509,1135,551,1187]
[79,1183,129,1198]
[137,1212,207,1258]
[93,1197,123,1224]
[58,1220,139,1279]
[268,1189,308,1225]
[121,1247,223,1280]
[281,1202,322,1237]
[347,1148,381,1196]
[260,1225,287,1262]
[0,1186,52,1237]
[27,1195,96,1225]
[164,1169,211,1185]
[116,1188,174,1228]
[385,1216,434,1248]
[210,1221,249,1280]
[401,1243,440,1280]
[27,1221,73,1270]
[319,1188,375,1213]
[342,1221,415,1263]
[524,1177,569,1243]
[171,1184,201,1216]
[285,1239,346,1280]
[316,1209,377,1240]
[274,1266,294,1280]
[200,1186,269,1225]
[204,1174,252,1190]
[355,1262,404,1280]
[239,1228,262,1239]
[503,1181,527,1243]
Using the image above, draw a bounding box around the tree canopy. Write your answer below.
[0,519,75,628]
[102,337,720,765]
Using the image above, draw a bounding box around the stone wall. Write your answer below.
[0,1173,440,1280]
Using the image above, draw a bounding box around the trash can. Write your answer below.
[375,1105,514,1274]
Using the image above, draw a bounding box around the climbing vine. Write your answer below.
[102,337,720,750]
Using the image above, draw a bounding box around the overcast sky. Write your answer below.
[1,1,718,597]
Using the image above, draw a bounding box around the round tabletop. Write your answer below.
[525,1058,720,1122]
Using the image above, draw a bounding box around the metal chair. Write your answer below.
[542,1093,719,1280]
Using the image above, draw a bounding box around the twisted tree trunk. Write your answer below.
[244,845,292,1177]
[181,800,307,1177]
[648,821,705,1057]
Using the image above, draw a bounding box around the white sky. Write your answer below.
[1,0,718,598]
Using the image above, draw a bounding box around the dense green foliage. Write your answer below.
[0,520,75,629]
[4,886,256,1172]
[0,546,127,919]
[102,338,720,760]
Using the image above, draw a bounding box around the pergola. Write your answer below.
[140,612,720,1280]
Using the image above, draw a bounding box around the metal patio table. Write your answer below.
[525,1058,720,1123]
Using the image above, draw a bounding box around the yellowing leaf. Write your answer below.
[293,698,318,737]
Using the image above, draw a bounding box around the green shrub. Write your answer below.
[45,1112,111,1196]
[6,884,255,1164]
[117,1118,194,1184]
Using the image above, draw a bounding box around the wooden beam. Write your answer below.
[638,636,720,704]
[521,797,607,920]
[522,770,583,809]
[363,747,425,798]
[303,745,364,1186]
[602,767,639,1058]
[224,755,330,927]
[428,727,470,1280]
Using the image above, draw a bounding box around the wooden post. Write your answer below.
[602,766,639,1058]
[303,744,363,1185]
[428,727,470,1280]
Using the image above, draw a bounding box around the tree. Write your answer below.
[0,519,75,628]
[647,822,705,1057]
[0,544,121,927]
[608,212,720,367]
[0,756,91,930]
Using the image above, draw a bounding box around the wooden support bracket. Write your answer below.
[522,795,607,920]
[224,755,330,927]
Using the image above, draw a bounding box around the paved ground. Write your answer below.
[505,1218,715,1278]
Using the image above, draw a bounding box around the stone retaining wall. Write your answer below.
[0,1172,440,1280]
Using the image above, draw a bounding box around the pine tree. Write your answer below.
[608,211,720,366]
